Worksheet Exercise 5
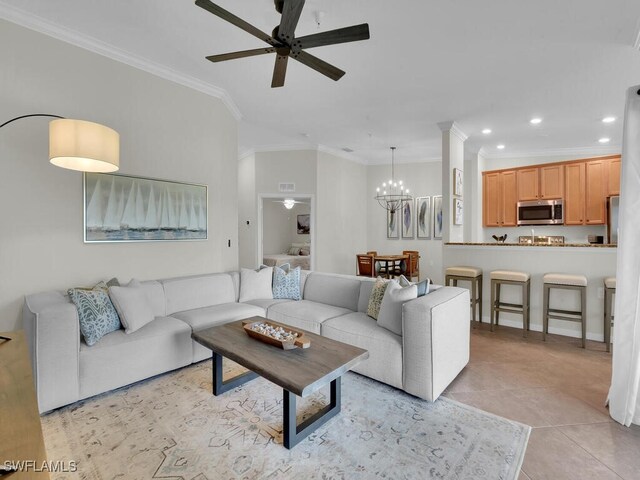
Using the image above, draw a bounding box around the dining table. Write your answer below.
[373,254,408,279]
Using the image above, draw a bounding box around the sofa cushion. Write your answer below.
[322,312,403,389]
[68,285,121,346]
[357,278,376,313]
[239,267,273,302]
[243,298,292,312]
[79,316,192,400]
[171,302,265,332]
[139,280,167,317]
[109,283,155,334]
[303,273,361,311]
[378,280,418,335]
[163,274,236,315]
[273,265,301,300]
[367,277,388,320]
[267,300,353,334]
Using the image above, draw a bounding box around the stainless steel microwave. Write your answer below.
[517,199,564,225]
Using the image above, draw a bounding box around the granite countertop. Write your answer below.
[446,242,617,248]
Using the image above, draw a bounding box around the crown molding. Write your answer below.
[367,156,442,166]
[479,145,621,160]
[0,1,242,121]
[316,145,366,165]
[437,121,469,142]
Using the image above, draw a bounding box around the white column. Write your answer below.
[438,121,468,243]
[465,149,486,242]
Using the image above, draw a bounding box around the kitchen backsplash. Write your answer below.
[483,225,606,244]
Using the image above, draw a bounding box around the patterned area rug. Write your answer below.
[42,362,530,479]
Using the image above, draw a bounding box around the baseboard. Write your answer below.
[478,316,605,343]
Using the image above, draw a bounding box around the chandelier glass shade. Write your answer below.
[374,147,412,212]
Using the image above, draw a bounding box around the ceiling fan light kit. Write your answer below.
[195,0,370,88]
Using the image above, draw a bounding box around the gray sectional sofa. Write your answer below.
[23,271,470,413]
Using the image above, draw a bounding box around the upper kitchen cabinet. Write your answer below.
[607,158,621,196]
[564,163,585,225]
[585,160,607,224]
[483,171,517,227]
[517,168,539,201]
[540,165,564,199]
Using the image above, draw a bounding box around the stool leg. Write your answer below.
[604,288,612,353]
[543,283,550,341]
[471,276,477,322]
[495,282,501,327]
[454,278,458,287]
[490,279,496,332]
[526,280,531,332]
[580,286,586,349]
[478,275,483,324]
[522,280,529,338]
[445,275,451,287]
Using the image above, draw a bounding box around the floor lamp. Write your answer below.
[0,114,120,173]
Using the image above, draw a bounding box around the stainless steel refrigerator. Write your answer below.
[607,196,620,244]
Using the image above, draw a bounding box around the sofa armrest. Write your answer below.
[23,292,80,413]
[402,287,470,401]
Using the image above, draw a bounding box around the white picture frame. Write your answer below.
[401,200,414,239]
[454,198,464,225]
[433,195,443,239]
[387,208,399,239]
[454,168,463,197]
[416,197,431,239]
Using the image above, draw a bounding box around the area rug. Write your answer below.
[42,361,530,479]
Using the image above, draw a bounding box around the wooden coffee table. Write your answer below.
[192,317,369,449]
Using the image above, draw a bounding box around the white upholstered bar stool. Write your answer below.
[604,276,616,353]
[542,273,588,348]
[490,270,531,336]
[445,266,483,322]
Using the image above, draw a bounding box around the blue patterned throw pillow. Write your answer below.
[68,284,121,346]
[273,265,302,300]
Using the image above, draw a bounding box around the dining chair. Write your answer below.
[403,250,420,281]
[356,254,375,277]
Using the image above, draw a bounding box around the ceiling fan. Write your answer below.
[272,199,309,209]
[195,0,370,87]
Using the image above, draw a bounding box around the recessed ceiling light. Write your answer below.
[530,118,543,125]
[602,116,616,123]
[598,137,611,144]
[497,144,506,150]
[482,128,492,135]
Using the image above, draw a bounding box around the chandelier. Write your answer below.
[374,147,412,212]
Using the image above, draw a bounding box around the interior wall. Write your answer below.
[238,153,257,268]
[316,151,367,275]
[0,20,239,331]
[262,201,310,254]
[367,161,444,283]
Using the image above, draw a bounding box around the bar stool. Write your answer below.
[445,266,483,322]
[490,270,531,336]
[542,273,588,348]
[604,276,616,353]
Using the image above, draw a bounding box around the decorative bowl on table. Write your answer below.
[242,320,310,350]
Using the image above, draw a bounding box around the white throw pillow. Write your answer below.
[377,279,418,335]
[108,280,155,334]
[239,267,274,302]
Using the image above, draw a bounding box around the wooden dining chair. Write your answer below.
[403,250,420,281]
[356,254,375,277]
[366,251,378,256]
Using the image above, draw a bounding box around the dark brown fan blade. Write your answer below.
[271,53,289,88]
[278,0,305,43]
[295,24,370,49]
[195,0,278,46]
[206,48,275,62]
[292,51,345,81]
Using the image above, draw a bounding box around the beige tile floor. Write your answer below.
[443,322,640,480]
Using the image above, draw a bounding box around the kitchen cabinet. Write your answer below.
[483,171,517,227]
[517,168,539,201]
[585,160,606,224]
[540,165,564,199]
[607,158,621,196]
[564,163,585,225]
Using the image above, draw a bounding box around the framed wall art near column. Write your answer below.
[401,200,414,239]
[433,195,443,239]
[84,173,207,243]
[387,208,399,239]
[416,196,431,239]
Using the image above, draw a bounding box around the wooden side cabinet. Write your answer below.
[502,171,518,226]
[540,165,564,199]
[517,168,539,201]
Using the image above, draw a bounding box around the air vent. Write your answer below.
[342,147,355,153]
[278,183,296,193]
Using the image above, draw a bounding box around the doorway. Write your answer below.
[258,194,315,271]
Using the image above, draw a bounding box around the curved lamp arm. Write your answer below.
[0,114,65,129]
[0,114,120,173]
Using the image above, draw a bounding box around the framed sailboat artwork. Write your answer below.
[83,173,208,243]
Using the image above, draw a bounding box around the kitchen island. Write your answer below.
[444,243,617,343]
